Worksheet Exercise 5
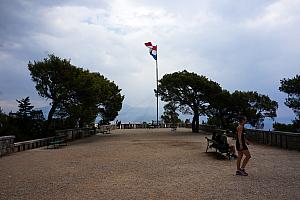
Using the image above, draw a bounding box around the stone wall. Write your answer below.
[119,123,189,129]
[0,136,15,157]
[1,128,96,157]
[199,125,300,151]
[55,127,96,140]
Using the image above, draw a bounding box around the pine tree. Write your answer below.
[16,97,34,118]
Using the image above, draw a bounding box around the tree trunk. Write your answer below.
[47,102,58,129]
[78,118,84,128]
[192,112,200,133]
[220,114,226,129]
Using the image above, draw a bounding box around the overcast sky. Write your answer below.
[0,0,299,122]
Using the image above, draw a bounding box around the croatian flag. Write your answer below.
[145,42,157,60]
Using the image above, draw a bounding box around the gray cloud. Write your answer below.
[0,0,299,122]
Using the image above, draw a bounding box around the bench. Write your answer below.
[146,124,155,129]
[47,135,68,149]
[205,136,231,160]
[102,129,110,134]
[99,127,111,134]
[170,125,177,131]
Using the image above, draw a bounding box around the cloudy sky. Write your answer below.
[0,0,299,122]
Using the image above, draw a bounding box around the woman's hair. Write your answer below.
[238,115,246,123]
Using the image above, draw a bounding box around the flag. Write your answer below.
[145,42,157,60]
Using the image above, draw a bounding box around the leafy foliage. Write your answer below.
[28,54,76,127]
[273,122,298,133]
[16,97,34,118]
[161,102,181,124]
[279,74,300,129]
[157,70,278,132]
[28,54,124,128]
[231,91,278,128]
[0,98,46,141]
[157,70,222,132]
[208,90,278,129]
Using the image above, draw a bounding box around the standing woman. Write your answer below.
[236,116,251,176]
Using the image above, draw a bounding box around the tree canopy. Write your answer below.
[28,54,124,128]
[157,70,222,132]
[157,70,278,132]
[16,97,34,118]
[279,74,300,128]
[161,102,181,125]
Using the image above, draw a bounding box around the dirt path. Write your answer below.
[1,128,299,200]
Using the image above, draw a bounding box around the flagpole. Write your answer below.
[156,45,159,128]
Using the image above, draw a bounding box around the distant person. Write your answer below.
[236,116,251,176]
[117,120,121,129]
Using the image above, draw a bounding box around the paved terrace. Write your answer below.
[0,128,300,200]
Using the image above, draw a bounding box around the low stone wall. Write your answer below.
[199,125,300,151]
[55,127,96,140]
[119,123,189,129]
[14,137,55,152]
[1,127,97,156]
[0,136,15,157]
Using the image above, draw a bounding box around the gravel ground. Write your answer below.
[1,128,300,200]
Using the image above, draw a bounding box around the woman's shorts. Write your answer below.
[236,142,248,151]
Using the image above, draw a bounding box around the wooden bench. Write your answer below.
[146,124,155,129]
[205,136,231,160]
[102,129,110,134]
[99,127,111,134]
[170,125,177,131]
[47,135,68,149]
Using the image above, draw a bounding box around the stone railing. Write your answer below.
[119,123,189,129]
[0,136,15,157]
[199,125,300,151]
[55,127,96,140]
[0,125,125,156]
[0,127,98,156]
[14,137,55,152]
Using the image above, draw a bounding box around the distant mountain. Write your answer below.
[117,104,158,123]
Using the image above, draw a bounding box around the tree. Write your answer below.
[230,91,278,129]
[161,102,181,125]
[96,75,124,125]
[279,74,300,128]
[273,122,297,132]
[207,90,233,128]
[157,70,222,132]
[28,54,76,127]
[28,54,124,128]
[16,97,34,118]
[60,71,124,126]
[207,90,278,130]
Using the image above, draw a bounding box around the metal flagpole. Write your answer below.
[155,45,159,128]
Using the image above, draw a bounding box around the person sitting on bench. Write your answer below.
[220,130,238,158]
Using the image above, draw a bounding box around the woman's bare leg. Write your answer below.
[241,150,251,169]
[237,151,243,170]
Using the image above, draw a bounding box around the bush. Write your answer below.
[273,122,298,133]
